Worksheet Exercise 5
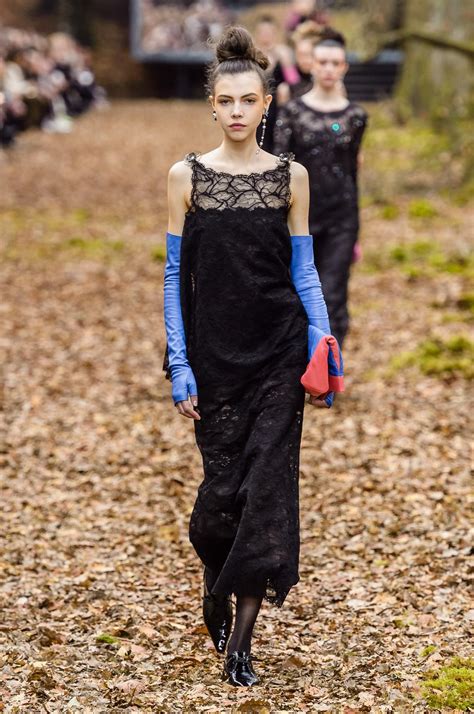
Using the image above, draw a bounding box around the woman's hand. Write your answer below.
[176,396,201,420]
[307,394,330,408]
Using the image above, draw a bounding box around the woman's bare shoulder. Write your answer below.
[289,160,309,182]
[168,159,192,183]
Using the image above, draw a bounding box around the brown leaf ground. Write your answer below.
[0,101,472,713]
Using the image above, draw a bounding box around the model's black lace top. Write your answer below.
[167,150,309,608]
[185,151,293,211]
[274,99,368,233]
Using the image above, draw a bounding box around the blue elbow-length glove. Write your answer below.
[290,234,334,406]
[163,232,198,405]
[290,234,331,338]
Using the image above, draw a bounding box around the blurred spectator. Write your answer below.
[1,53,26,147]
[140,0,233,54]
[253,15,296,153]
[0,25,106,149]
[49,33,106,118]
[285,0,331,34]
[277,21,321,105]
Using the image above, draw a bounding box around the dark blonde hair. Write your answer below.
[205,26,271,96]
[291,20,322,47]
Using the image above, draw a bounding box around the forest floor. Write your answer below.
[0,101,472,714]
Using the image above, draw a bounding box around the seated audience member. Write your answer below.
[0,25,105,147]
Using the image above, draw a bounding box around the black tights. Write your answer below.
[206,568,264,654]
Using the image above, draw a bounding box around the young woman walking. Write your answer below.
[163,26,332,687]
[274,29,368,348]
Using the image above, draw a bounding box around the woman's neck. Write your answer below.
[304,84,349,110]
[217,136,263,167]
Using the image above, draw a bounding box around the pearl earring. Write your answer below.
[212,110,217,121]
[256,109,269,154]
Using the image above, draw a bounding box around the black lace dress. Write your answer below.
[165,151,309,607]
[274,99,368,346]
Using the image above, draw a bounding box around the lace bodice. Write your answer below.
[184,151,295,212]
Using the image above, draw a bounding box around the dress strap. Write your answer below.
[184,151,201,167]
[277,152,295,169]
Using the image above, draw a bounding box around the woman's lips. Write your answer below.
[229,124,246,129]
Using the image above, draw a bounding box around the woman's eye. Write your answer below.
[245,99,256,104]
[219,100,229,105]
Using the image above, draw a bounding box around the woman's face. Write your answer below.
[295,39,315,74]
[254,21,277,51]
[313,45,347,90]
[210,71,272,145]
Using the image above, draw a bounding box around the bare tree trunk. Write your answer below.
[394,0,473,125]
[356,0,405,57]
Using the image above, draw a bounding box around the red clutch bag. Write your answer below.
[301,327,345,399]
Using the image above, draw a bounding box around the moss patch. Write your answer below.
[380,203,400,220]
[0,208,131,263]
[362,239,473,279]
[67,236,125,255]
[408,198,438,218]
[95,632,120,645]
[421,657,474,711]
[457,292,474,315]
[151,245,166,262]
[389,336,474,379]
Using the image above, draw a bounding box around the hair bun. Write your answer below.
[215,26,270,71]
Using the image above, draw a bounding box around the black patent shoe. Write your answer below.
[222,651,259,687]
[202,568,233,654]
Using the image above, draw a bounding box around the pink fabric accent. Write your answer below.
[328,375,345,391]
[285,11,300,32]
[352,241,362,264]
[282,65,300,85]
[300,335,345,397]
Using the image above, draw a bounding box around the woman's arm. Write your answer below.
[164,162,200,420]
[288,163,332,408]
[287,161,310,235]
[350,109,368,183]
[167,160,191,234]
[287,163,330,334]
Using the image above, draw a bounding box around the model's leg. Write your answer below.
[223,592,264,686]
[202,564,233,654]
[227,592,264,654]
